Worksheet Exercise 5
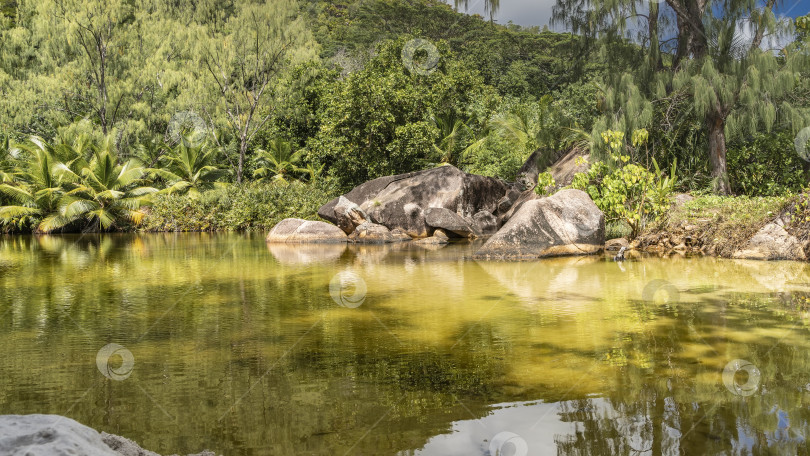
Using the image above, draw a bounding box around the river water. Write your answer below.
[1,233,809,455]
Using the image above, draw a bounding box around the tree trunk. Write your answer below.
[707,115,730,195]
[237,136,247,184]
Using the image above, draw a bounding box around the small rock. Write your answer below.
[433,229,450,240]
[333,196,369,234]
[424,207,480,238]
[413,235,449,246]
[732,222,806,260]
[605,238,629,251]
[349,222,396,244]
[390,228,412,241]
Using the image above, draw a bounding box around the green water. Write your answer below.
[2,234,810,455]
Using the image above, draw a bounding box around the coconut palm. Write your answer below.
[148,135,230,198]
[430,112,470,165]
[252,139,307,183]
[40,142,157,233]
[0,137,68,230]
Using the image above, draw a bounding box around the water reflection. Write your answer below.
[2,234,810,455]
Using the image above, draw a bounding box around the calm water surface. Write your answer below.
[2,233,810,455]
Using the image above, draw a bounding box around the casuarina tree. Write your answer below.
[553,0,810,193]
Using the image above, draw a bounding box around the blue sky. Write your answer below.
[444,0,810,28]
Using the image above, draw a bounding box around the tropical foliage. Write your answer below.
[0,0,809,233]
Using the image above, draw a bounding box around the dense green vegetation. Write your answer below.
[1,0,809,233]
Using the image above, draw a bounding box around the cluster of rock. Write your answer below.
[266,163,606,260]
[0,415,216,456]
[633,215,807,261]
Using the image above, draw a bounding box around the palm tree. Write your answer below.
[430,112,470,166]
[148,135,230,198]
[0,135,157,233]
[0,137,67,230]
[41,141,157,232]
[252,139,306,183]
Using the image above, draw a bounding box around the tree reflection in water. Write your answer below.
[1,234,810,455]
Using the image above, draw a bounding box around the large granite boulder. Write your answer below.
[318,174,408,224]
[0,415,120,456]
[547,148,590,187]
[732,222,806,261]
[425,207,480,238]
[474,189,605,259]
[318,166,511,238]
[266,218,348,243]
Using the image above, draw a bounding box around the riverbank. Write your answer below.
[631,193,810,260]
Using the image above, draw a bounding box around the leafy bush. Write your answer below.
[727,131,810,197]
[142,181,338,232]
[535,172,556,196]
[571,159,677,239]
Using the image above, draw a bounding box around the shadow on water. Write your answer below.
[2,234,810,454]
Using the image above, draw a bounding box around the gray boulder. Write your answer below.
[319,166,511,238]
[266,218,348,243]
[425,207,480,238]
[333,196,369,234]
[318,174,408,224]
[474,189,605,259]
[498,189,540,226]
[472,211,498,235]
[547,148,590,187]
[0,415,119,456]
[413,229,450,247]
[102,433,218,456]
[732,222,806,261]
[496,188,522,215]
[390,228,413,241]
[0,415,217,456]
[348,222,398,244]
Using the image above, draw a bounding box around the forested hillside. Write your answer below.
[0,0,808,233]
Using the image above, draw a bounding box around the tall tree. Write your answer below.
[554,0,809,193]
[200,0,316,183]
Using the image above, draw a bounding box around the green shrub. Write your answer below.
[535,172,556,196]
[571,159,676,239]
[727,131,810,197]
[142,181,338,232]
